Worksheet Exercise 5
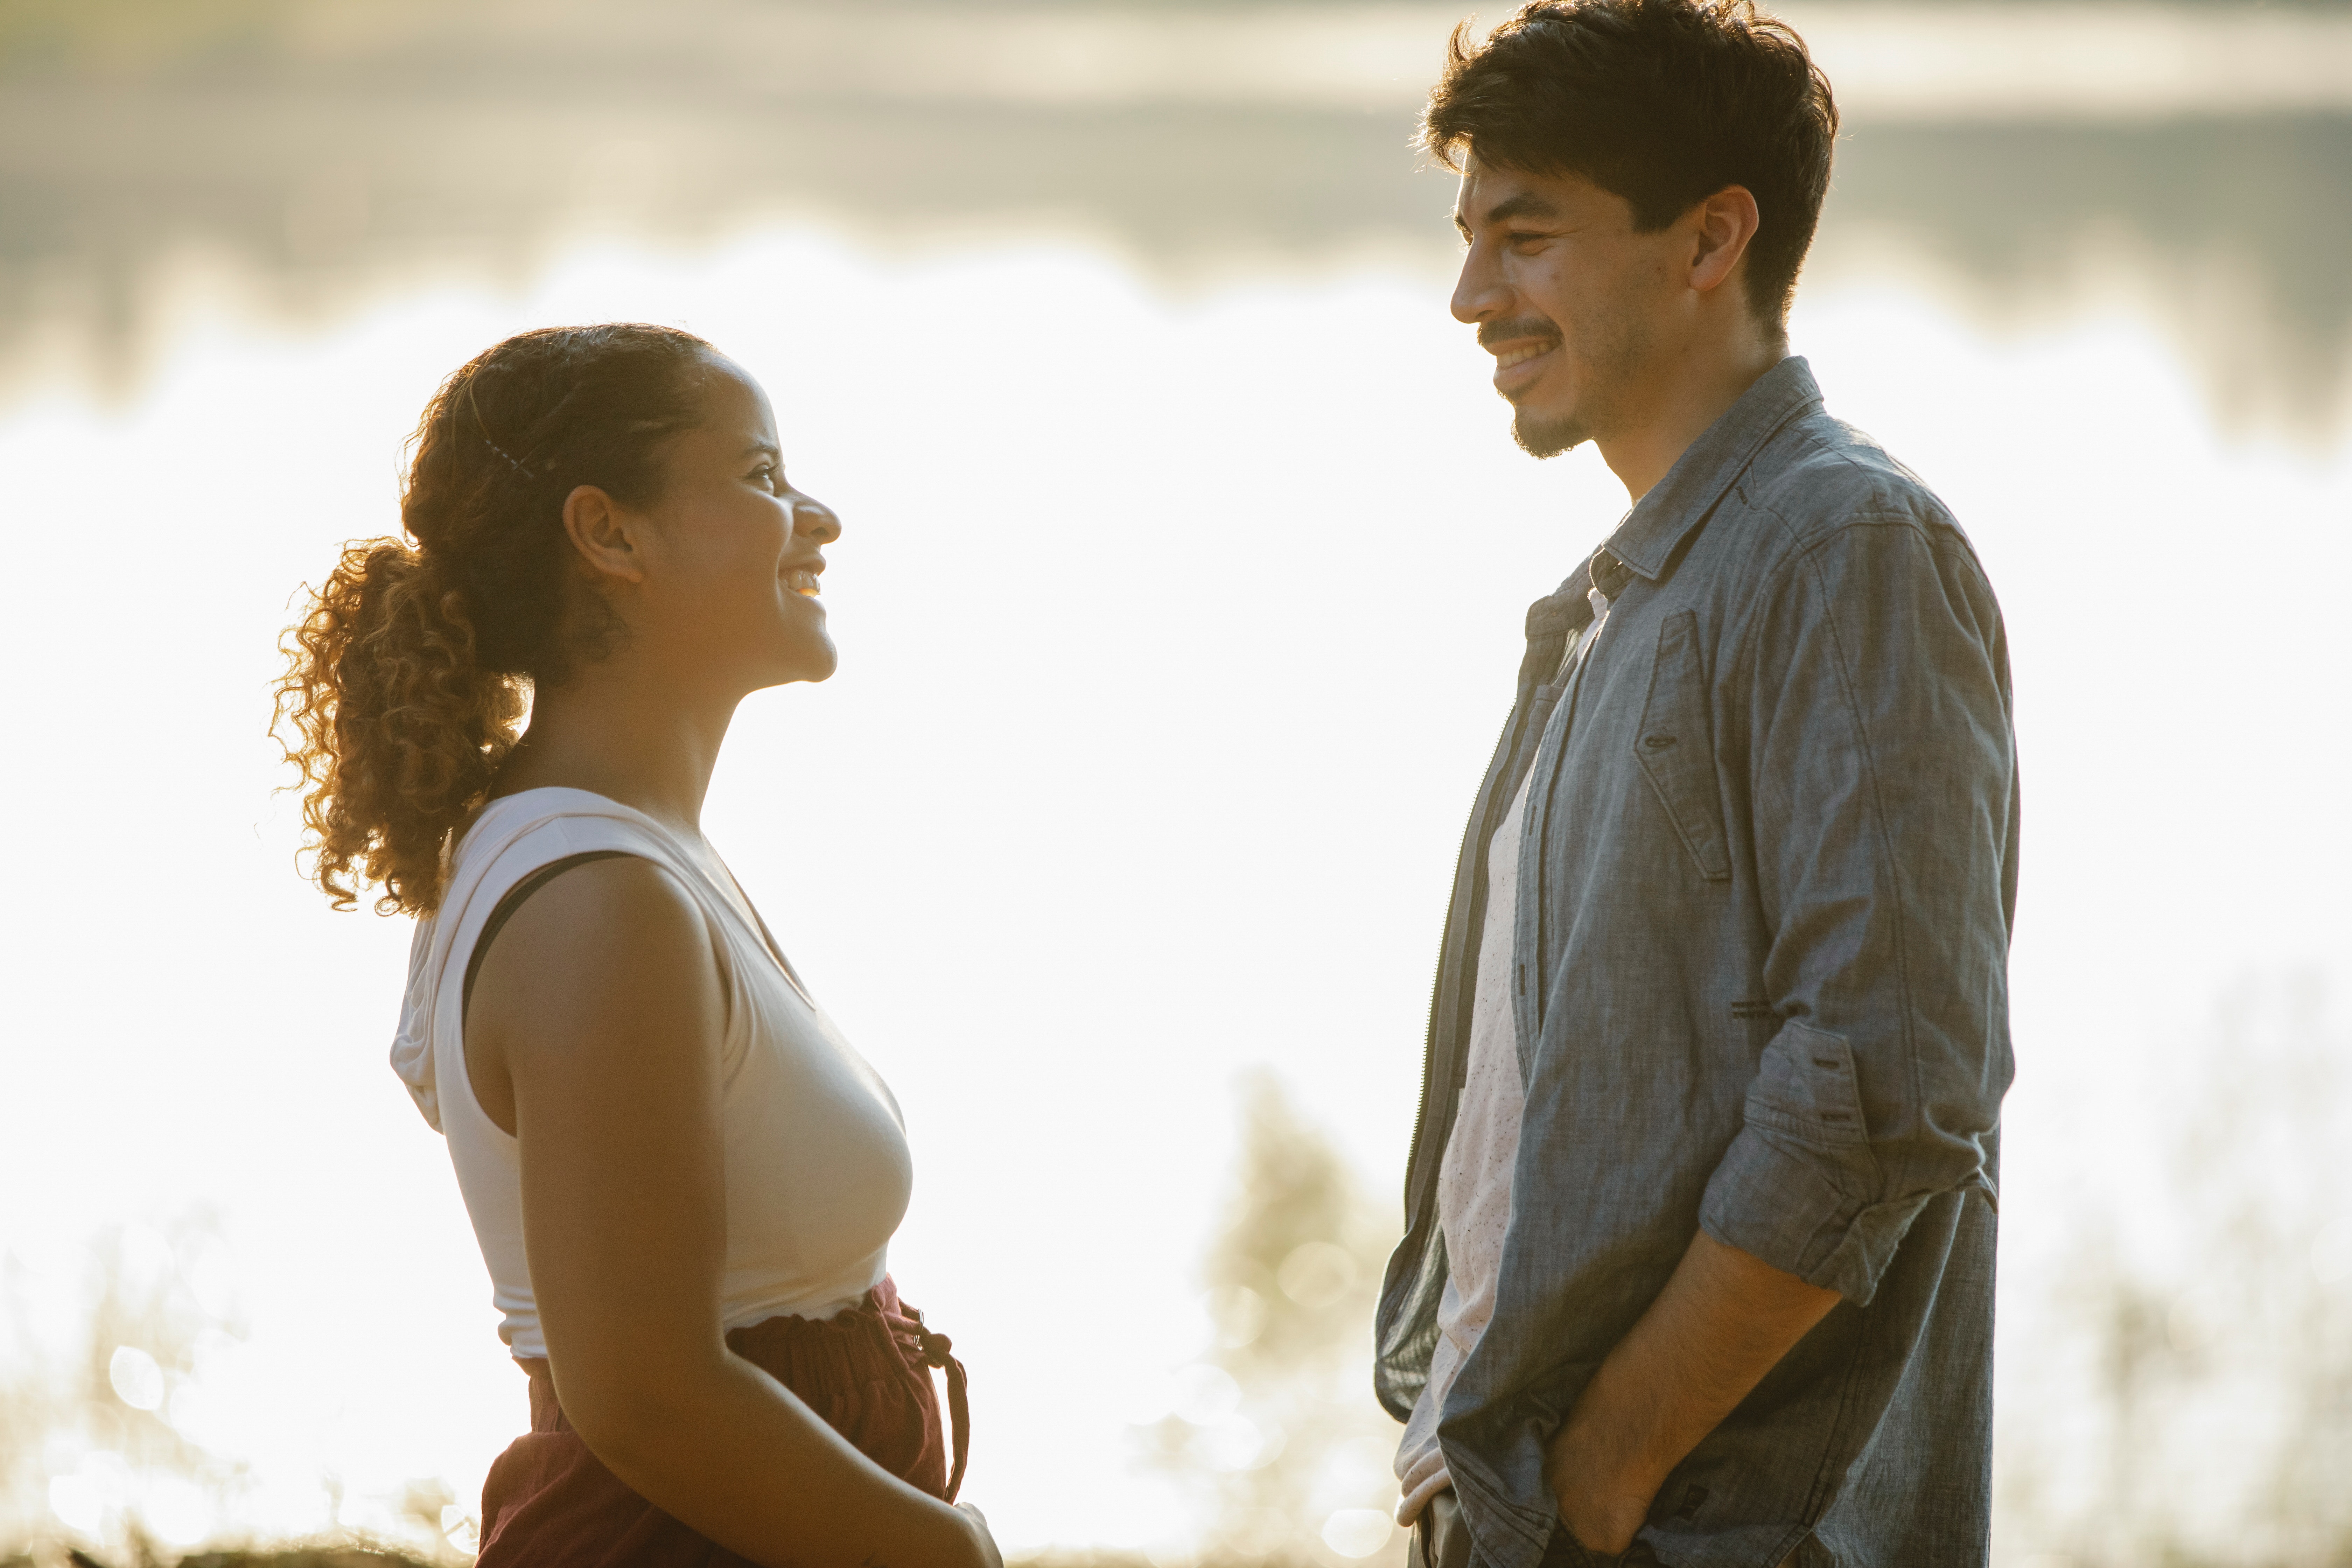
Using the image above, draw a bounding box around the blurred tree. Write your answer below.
[0,1215,329,1561]
[1993,971,2352,1566]
[1137,1071,1406,1568]
[0,0,290,71]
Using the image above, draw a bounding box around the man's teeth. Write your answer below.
[785,569,820,597]
[1496,341,1557,369]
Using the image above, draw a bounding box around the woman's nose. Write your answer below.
[790,492,841,544]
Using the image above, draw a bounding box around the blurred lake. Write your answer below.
[2,4,2350,1567]
[5,1,2351,431]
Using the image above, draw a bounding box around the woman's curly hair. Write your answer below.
[275,323,716,915]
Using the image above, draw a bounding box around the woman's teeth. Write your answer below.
[785,569,820,597]
[1496,341,1557,369]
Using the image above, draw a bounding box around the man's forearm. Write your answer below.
[1545,1229,1842,1552]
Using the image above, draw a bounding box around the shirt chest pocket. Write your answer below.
[1634,609,1732,881]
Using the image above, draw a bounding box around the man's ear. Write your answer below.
[561,485,649,584]
[1688,185,1762,299]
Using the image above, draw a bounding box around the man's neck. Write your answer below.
[1599,335,1787,504]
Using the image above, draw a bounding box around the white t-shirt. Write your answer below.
[1393,765,1535,1524]
[1395,593,1613,1524]
[390,788,913,1358]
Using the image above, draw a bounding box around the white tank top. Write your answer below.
[389,788,912,1358]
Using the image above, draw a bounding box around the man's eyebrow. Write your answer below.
[1477,192,1563,229]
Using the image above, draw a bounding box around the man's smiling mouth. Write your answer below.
[1495,341,1558,369]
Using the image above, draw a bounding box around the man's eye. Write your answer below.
[1507,231,1549,248]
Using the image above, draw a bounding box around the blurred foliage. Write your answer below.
[69,1551,433,1568]
[0,1218,455,1568]
[172,1554,430,1568]
[0,0,290,71]
[1134,1072,1406,1567]
[1991,972,2352,1566]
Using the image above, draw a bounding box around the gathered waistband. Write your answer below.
[479,1277,968,1568]
[517,1276,967,1503]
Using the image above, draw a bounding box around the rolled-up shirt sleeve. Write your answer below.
[1697,509,2019,1304]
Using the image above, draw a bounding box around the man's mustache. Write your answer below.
[1477,317,1562,350]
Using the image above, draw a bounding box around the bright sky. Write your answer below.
[2,222,2348,1560]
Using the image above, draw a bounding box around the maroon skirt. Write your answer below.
[476,1277,968,1568]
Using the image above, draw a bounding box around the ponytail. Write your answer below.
[276,322,715,916]
[275,539,522,915]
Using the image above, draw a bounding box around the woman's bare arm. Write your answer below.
[470,857,992,1568]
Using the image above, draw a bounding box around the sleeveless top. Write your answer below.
[389,788,913,1359]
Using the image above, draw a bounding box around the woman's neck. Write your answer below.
[493,663,739,838]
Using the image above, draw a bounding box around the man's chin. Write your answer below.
[1511,404,1588,460]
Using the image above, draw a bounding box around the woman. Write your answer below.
[276,323,996,1568]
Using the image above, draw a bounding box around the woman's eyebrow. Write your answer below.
[741,441,781,461]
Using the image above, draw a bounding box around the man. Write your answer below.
[1375,5,2017,1567]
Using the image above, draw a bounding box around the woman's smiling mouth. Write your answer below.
[783,567,821,597]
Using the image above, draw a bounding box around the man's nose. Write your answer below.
[789,493,841,544]
[1451,243,1511,325]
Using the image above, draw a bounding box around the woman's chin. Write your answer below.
[771,636,838,686]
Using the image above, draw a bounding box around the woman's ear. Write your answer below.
[561,485,649,584]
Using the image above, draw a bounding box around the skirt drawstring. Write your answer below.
[901,1307,970,1504]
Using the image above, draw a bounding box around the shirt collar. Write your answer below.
[1602,354,1823,582]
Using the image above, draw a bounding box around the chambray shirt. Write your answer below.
[1374,358,2018,1568]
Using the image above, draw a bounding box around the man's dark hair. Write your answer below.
[1422,0,1838,330]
